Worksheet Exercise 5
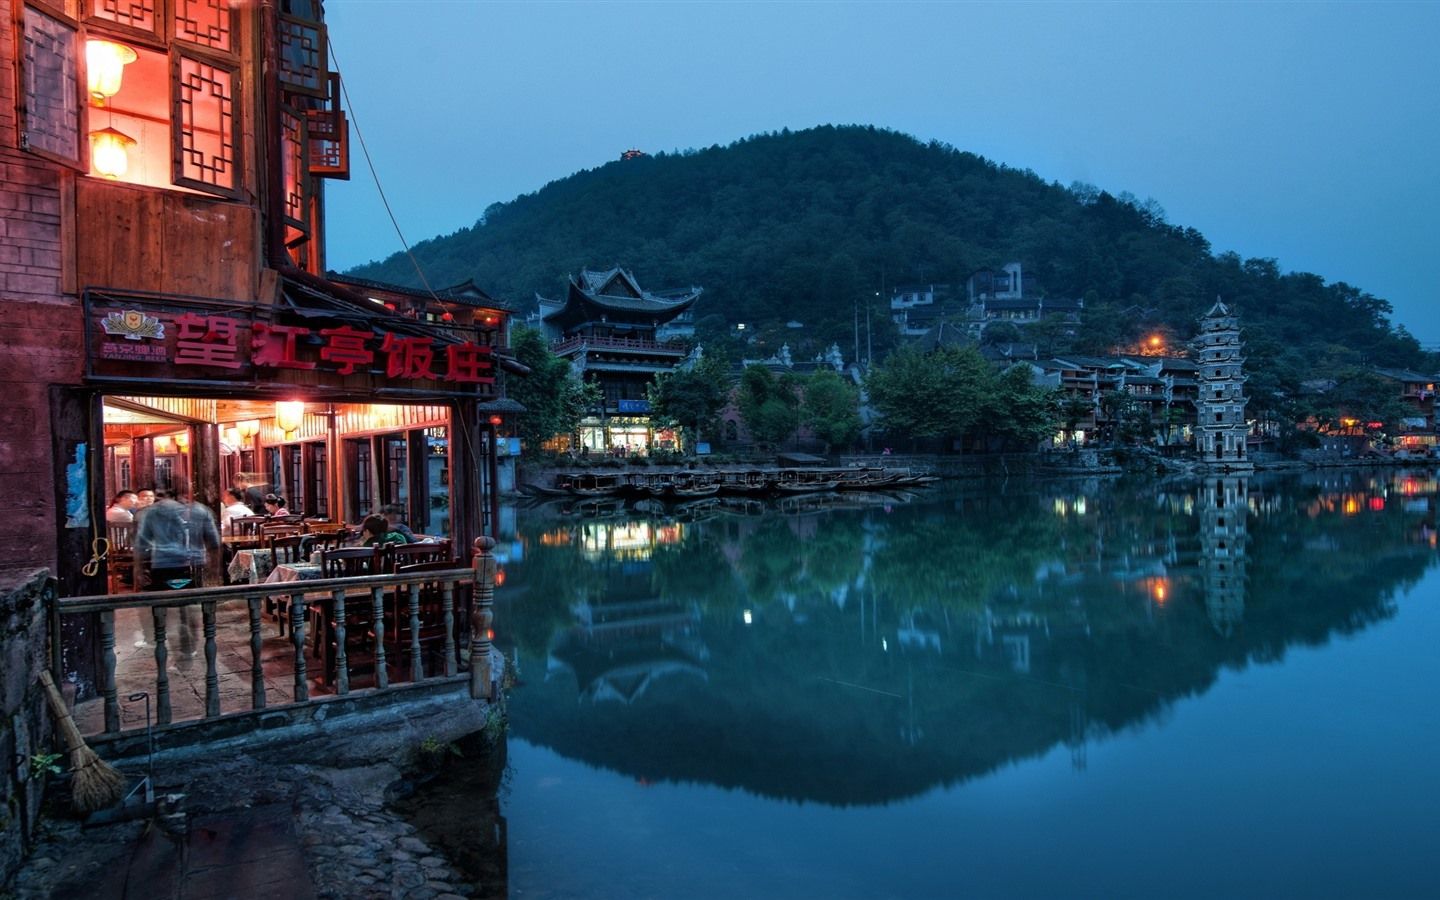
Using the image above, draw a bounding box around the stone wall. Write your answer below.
[0,569,54,889]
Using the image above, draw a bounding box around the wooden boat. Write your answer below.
[774,479,839,494]
[569,473,624,497]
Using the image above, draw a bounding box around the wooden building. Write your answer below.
[0,1,517,601]
[533,268,699,453]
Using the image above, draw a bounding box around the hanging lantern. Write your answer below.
[236,419,261,440]
[153,434,173,453]
[275,401,305,436]
[488,414,503,426]
[222,426,241,447]
[85,40,137,103]
[89,127,136,179]
[174,432,190,452]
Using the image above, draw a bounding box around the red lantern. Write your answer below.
[441,311,454,322]
[488,414,503,426]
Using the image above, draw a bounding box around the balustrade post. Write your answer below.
[247,596,266,709]
[291,592,308,702]
[333,590,349,695]
[408,583,423,682]
[470,537,497,700]
[442,581,457,677]
[371,586,389,689]
[203,602,219,718]
[152,606,171,725]
[101,609,119,734]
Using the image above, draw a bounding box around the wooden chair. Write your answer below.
[107,522,136,592]
[387,540,453,572]
[319,545,383,578]
[304,520,346,535]
[313,546,385,685]
[301,529,351,558]
[381,560,463,678]
[268,533,306,565]
[229,515,267,539]
[267,533,308,634]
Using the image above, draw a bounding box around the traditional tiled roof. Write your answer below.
[1372,367,1438,384]
[328,273,513,310]
[542,268,701,329]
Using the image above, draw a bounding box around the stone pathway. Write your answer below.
[10,755,476,900]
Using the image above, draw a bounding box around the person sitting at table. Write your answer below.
[360,514,408,548]
[233,473,267,515]
[263,493,291,517]
[380,503,417,543]
[220,488,252,532]
[106,490,138,524]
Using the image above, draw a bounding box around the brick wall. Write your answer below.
[1,0,79,576]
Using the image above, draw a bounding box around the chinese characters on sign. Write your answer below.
[97,309,495,384]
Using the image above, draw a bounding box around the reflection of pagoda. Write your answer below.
[548,596,710,704]
[1198,476,1249,635]
[1194,299,1253,470]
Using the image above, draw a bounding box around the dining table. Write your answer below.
[227,547,277,585]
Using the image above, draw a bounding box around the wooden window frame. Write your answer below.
[276,11,327,98]
[170,44,243,199]
[15,1,89,171]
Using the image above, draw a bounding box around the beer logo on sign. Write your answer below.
[102,310,165,341]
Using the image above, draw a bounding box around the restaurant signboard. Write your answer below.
[83,291,497,398]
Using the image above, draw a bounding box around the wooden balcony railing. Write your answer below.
[53,538,500,738]
[552,335,687,356]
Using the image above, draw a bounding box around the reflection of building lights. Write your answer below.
[495,569,506,587]
[1152,579,1168,604]
[743,609,752,625]
[1368,497,1385,512]
[538,529,572,547]
[1053,498,1067,516]
[1343,497,1360,516]
[1074,497,1087,516]
[881,638,888,652]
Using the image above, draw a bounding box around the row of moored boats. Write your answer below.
[528,467,940,500]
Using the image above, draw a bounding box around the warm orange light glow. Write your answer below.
[236,419,260,440]
[1148,336,1162,347]
[275,401,305,435]
[494,569,506,587]
[85,39,137,102]
[153,435,172,453]
[174,432,190,452]
[1151,578,1168,604]
[1343,497,1360,516]
[488,414,503,426]
[89,126,136,179]
[1340,417,1359,429]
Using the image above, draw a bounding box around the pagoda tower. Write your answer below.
[1194,299,1253,469]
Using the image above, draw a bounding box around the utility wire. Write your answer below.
[326,35,440,302]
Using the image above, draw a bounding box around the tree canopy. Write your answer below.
[506,327,599,453]
[347,125,1429,389]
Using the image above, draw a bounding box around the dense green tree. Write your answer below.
[866,345,992,447]
[801,370,862,453]
[506,327,599,454]
[648,354,730,447]
[986,366,1060,449]
[737,365,801,447]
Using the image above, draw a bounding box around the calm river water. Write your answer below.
[414,469,1440,899]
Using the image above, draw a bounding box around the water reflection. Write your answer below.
[496,469,1435,807]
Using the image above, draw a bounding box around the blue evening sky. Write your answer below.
[324,1,1440,343]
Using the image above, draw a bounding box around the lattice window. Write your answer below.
[87,0,159,38]
[173,0,233,54]
[20,6,82,164]
[306,75,348,178]
[280,107,308,231]
[172,50,239,195]
[277,13,327,97]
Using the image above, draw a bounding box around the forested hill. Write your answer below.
[346,125,1425,378]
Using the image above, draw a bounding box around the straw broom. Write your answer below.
[37,669,126,812]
